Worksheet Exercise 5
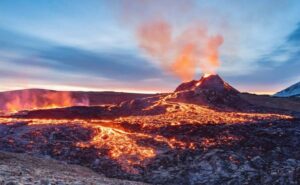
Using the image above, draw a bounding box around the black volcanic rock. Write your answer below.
[174,80,199,92]
[170,74,251,110]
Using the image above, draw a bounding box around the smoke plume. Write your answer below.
[120,0,224,81]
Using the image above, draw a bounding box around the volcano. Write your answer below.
[169,74,251,110]
[175,74,239,93]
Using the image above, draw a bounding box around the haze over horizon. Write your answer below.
[1,0,300,94]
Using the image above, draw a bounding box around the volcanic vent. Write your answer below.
[168,74,251,110]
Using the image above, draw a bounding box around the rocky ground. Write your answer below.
[0,151,147,185]
[144,120,300,184]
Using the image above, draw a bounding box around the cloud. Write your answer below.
[0,27,166,82]
[287,23,300,43]
[225,22,300,88]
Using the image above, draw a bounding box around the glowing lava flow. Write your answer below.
[117,101,293,130]
[0,117,195,174]
[76,122,196,173]
[0,99,294,174]
[76,124,156,174]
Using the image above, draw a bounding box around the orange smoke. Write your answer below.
[137,20,224,81]
[4,91,89,113]
[119,0,224,81]
[171,44,197,81]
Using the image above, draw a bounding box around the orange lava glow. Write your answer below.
[3,91,89,113]
[76,124,157,174]
[0,117,195,174]
[117,100,293,130]
[203,73,213,78]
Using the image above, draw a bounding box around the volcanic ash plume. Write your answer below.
[121,0,224,81]
[138,21,223,81]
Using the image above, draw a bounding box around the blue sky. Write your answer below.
[0,0,300,94]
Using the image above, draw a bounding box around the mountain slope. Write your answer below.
[274,82,300,97]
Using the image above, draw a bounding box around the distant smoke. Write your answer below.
[0,90,89,113]
[120,0,224,81]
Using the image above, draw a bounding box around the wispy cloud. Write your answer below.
[0,27,177,92]
[226,22,300,92]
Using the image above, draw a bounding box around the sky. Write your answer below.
[0,0,300,94]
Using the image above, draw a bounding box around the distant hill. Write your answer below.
[240,93,300,112]
[274,82,300,97]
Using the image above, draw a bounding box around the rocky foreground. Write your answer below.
[0,151,147,185]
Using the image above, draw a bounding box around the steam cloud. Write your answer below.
[120,0,224,81]
[0,90,90,113]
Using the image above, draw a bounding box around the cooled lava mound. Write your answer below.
[1,74,300,184]
[170,74,251,110]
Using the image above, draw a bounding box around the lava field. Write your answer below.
[1,75,300,184]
